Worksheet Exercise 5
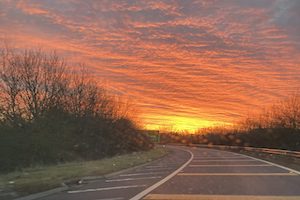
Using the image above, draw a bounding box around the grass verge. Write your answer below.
[0,147,169,198]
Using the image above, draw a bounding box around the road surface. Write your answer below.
[40,145,300,200]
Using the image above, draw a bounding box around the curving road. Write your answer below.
[40,145,300,200]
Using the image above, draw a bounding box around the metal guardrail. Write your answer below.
[200,144,300,158]
[169,143,300,158]
[244,146,300,158]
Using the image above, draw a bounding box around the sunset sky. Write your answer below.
[1,0,300,131]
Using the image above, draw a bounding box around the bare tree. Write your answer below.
[275,94,300,129]
[238,94,300,130]
[0,47,23,124]
[0,47,68,122]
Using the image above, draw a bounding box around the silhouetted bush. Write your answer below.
[160,94,300,151]
[0,47,152,172]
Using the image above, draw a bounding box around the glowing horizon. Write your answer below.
[1,0,300,132]
[143,114,231,132]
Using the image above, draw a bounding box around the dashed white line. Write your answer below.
[141,167,173,171]
[145,167,171,170]
[120,172,165,177]
[145,165,165,168]
[105,176,161,182]
[67,185,146,194]
[93,198,124,200]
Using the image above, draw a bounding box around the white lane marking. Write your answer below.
[67,185,146,194]
[93,198,124,200]
[143,194,300,200]
[188,164,272,167]
[230,151,300,175]
[145,165,165,168]
[141,167,173,171]
[129,147,194,200]
[177,172,298,176]
[192,159,258,162]
[105,176,161,182]
[120,172,165,177]
[193,157,245,159]
[145,166,171,170]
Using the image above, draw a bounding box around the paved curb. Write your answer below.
[14,184,68,200]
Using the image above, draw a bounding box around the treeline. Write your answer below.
[160,95,300,151]
[240,94,300,130]
[0,47,152,172]
[161,128,300,151]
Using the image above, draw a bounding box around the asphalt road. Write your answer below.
[39,146,300,200]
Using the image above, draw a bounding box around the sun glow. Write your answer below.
[144,115,229,133]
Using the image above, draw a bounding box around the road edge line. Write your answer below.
[232,151,300,175]
[203,147,300,175]
[129,147,194,200]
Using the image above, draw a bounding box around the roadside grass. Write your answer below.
[0,147,169,197]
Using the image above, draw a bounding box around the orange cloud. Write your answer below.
[1,0,300,131]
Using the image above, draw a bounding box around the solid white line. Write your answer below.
[67,185,146,194]
[230,151,300,175]
[129,147,194,200]
[105,176,161,182]
[120,172,165,177]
